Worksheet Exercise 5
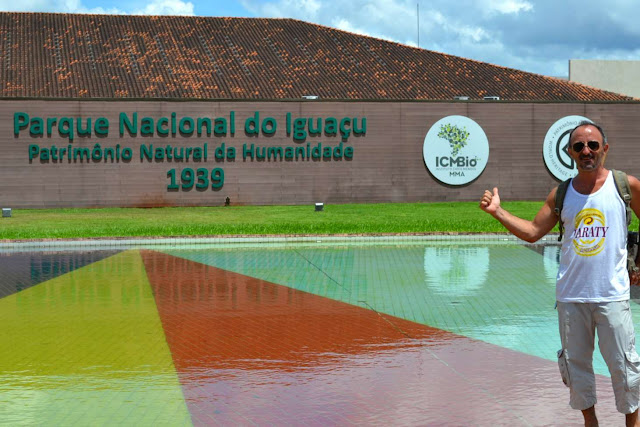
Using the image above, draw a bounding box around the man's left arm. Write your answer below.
[628,175,640,285]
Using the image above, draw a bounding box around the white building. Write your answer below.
[569,59,640,99]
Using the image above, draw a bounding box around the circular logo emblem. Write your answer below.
[572,208,607,256]
[423,116,489,185]
[543,115,592,181]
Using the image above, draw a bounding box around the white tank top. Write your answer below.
[556,171,629,302]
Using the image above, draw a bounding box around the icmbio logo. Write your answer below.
[423,116,489,185]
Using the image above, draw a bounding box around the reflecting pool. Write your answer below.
[0,239,635,425]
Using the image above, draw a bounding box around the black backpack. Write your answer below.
[554,169,638,275]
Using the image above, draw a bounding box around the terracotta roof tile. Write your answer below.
[0,12,633,101]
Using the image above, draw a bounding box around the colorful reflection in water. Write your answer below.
[0,243,632,425]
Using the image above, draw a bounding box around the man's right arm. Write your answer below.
[479,187,559,243]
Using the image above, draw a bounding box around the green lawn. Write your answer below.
[1,202,637,240]
[0,202,536,240]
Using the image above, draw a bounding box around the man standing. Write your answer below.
[480,121,640,426]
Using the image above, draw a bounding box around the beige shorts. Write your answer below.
[557,300,640,414]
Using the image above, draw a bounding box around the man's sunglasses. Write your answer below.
[571,141,601,152]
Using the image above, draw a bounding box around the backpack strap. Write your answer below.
[554,170,632,242]
[554,178,572,242]
[611,169,632,227]
[611,170,639,278]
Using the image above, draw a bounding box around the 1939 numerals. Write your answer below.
[167,168,224,190]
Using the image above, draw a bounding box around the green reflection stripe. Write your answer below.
[0,250,191,426]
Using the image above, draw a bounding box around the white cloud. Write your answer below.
[244,0,414,39]
[427,9,491,44]
[250,0,321,18]
[485,0,533,15]
[243,0,496,48]
[245,0,640,77]
[297,0,322,16]
[0,0,61,11]
[331,18,370,37]
[457,26,490,43]
[0,0,194,15]
[4,0,640,77]
[362,0,413,23]
[132,0,194,16]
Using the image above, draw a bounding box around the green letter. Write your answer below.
[141,117,154,136]
[157,117,169,136]
[293,118,307,141]
[261,117,277,135]
[14,112,29,136]
[179,117,195,135]
[120,112,137,135]
[198,117,212,136]
[30,117,44,136]
[28,144,39,160]
[324,117,337,136]
[140,144,153,161]
[95,118,109,136]
[59,117,74,141]
[245,112,260,135]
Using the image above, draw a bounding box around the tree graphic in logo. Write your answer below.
[438,123,470,157]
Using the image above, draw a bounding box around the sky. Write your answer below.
[1,0,639,78]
